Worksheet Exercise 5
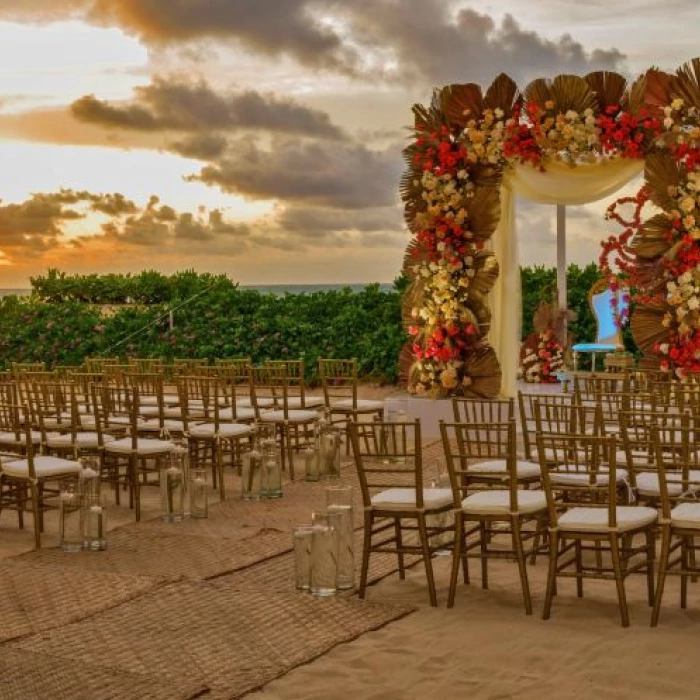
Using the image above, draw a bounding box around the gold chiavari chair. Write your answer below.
[319,357,384,423]
[651,419,700,626]
[573,372,630,405]
[93,384,174,520]
[517,391,574,461]
[452,397,514,423]
[350,419,451,607]
[201,365,256,423]
[0,400,81,548]
[536,432,657,627]
[127,357,165,375]
[215,358,254,407]
[440,419,547,613]
[84,357,120,373]
[266,359,324,410]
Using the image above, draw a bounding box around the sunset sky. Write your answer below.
[0,0,697,287]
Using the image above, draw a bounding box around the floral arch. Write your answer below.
[401,58,700,397]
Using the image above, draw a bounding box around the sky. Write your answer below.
[0,0,697,287]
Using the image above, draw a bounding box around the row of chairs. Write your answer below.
[350,395,700,627]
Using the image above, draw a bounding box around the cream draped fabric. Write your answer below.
[489,158,644,397]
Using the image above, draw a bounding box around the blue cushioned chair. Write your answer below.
[572,279,628,371]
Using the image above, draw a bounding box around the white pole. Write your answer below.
[556,204,567,341]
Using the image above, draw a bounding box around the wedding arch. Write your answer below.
[400,58,700,398]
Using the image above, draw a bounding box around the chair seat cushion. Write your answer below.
[636,471,700,497]
[105,438,175,456]
[371,487,452,510]
[139,406,161,418]
[0,431,41,446]
[571,343,618,352]
[332,398,385,411]
[46,432,115,449]
[141,419,185,433]
[188,422,252,439]
[2,455,82,478]
[238,397,275,409]
[558,505,657,533]
[219,407,257,421]
[261,410,318,423]
[461,490,546,516]
[615,449,651,467]
[468,459,540,480]
[550,465,628,487]
[287,396,325,409]
[107,416,151,430]
[671,502,700,529]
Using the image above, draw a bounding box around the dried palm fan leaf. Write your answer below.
[466,186,501,241]
[469,251,499,296]
[440,83,485,128]
[644,69,675,110]
[402,239,424,280]
[484,73,519,115]
[625,73,647,114]
[465,293,492,336]
[631,213,675,259]
[461,345,502,398]
[524,77,554,110]
[550,75,598,114]
[399,340,416,387]
[401,278,425,326]
[553,307,577,347]
[412,102,443,135]
[673,57,700,111]
[533,300,556,334]
[630,304,669,355]
[585,71,627,112]
[469,163,504,189]
[645,150,680,211]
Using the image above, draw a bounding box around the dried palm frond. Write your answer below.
[440,83,484,128]
[631,213,674,259]
[461,346,502,398]
[625,73,647,114]
[524,77,554,109]
[644,150,680,211]
[585,71,627,111]
[469,164,504,189]
[412,102,443,135]
[466,293,492,336]
[401,279,424,327]
[484,73,519,115]
[673,57,700,111]
[644,69,675,110]
[533,300,556,334]
[550,75,598,114]
[630,304,669,355]
[467,186,501,241]
[402,240,423,280]
[469,252,499,296]
[399,341,416,388]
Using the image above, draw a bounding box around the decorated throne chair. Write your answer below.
[572,279,628,372]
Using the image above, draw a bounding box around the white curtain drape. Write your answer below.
[489,157,644,397]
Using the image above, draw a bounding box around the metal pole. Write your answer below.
[556,204,567,343]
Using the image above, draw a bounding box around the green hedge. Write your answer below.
[0,266,636,380]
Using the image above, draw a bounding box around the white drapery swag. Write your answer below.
[488,157,644,397]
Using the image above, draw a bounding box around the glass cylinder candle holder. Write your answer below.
[82,495,108,550]
[304,445,319,482]
[189,467,209,518]
[326,504,355,591]
[309,523,337,598]
[160,463,185,522]
[429,460,452,555]
[171,438,190,517]
[59,481,82,552]
[263,452,282,499]
[317,415,341,479]
[78,456,100,502]
[292,524,315,591]
[242,448,264,500]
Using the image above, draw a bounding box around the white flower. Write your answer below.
[687,296,700,311]
[659,343,670,355]
[664,117,674,129]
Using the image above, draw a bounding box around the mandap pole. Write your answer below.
[556,204,567,343]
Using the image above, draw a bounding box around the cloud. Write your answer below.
[70,76,345,139]
[190,137,404,209]
[168,133,229,160]
[278,205,404,233]
[341,1,626,85]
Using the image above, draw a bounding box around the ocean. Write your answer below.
[0,284,393,298]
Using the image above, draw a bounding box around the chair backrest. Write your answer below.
[452,397,513,424]
[175,375,223,431]
[319,358,357,409]
[91,383,139,448]
[249,365,289,417]
[532,399,600,437]
[349,419,423,509]
[536,432,619,526]
[128,358,164,374]
[0,401,39,476]
[85,357,119,372]
[440,420,518,507]
[517,391,573,460]
[573,373,630,403]
[652,420,700,522]
[588,278,627,346]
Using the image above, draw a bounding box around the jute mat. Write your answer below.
[9,579,414,700]
[0,559,164,643]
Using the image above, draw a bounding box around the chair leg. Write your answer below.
[29,481,41,550]
[651,525,672,627]
[132,458,141,522]
[394,519,405,580]
[543,528,559,620]
[216,439,225,501]
[448,516,463,609]
[418,513,438,607]
[512,516,533,615]
[358,510,372,599]
[645,527,656,607]
[479,521,489,589]
[681,537,689,610]
[610,534,630,627]
[575,540,584,598]
[460,517,470,585]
